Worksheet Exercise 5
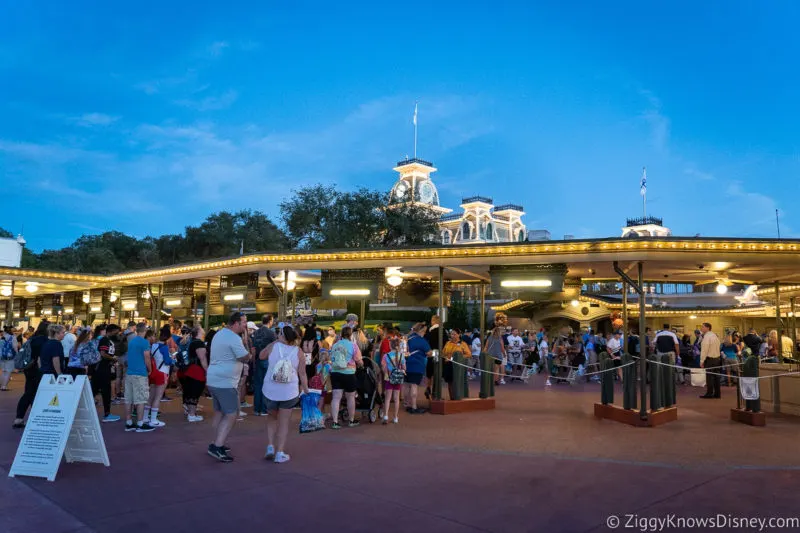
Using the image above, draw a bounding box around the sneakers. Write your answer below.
[382,416,389,425]
[392,417,399,424]
[102,414,121,423]
[187,415,204,423]
[545,379,552,387]
[136,423,156,433]
[238,410,247,417]
[499,379,506,385]
[264,445,275,460]
[331,422,341,429]
[348,420,360,428]
[160,396,172,402]
[125,421,137,432]
[208,444,234,463]
[149,419,166,428]
[273,452,290,464]
[240,401,252,408]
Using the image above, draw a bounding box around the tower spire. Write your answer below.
[413,101,418,159]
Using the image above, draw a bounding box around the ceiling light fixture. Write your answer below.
[500,279,553,288]
[716,283,728,295]
[0,287,11,297]
[570,299,579,307]
[330,289,371,296]
[25,283,38,293]
[223,294,245,301]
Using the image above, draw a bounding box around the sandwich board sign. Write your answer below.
[9,374,109,481]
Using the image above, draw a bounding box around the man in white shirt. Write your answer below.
[607,331,623,381]
[539,333,552,386]
[207,312,250,462]
[506,328,524,381]
[699,322,721,399]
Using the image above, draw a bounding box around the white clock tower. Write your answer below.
[388,157,452,216]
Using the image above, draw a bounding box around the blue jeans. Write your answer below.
[253,360,269,414]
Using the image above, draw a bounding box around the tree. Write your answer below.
[183,210,289,259]
[280,185,441,249]
[446,297,470,331]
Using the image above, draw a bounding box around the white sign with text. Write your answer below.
[9,374,109,481]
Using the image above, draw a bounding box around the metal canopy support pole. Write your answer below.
[282,270,289,323]
[776,282,782,360]
[156,283,164,331]
[791,297,797,358]
[203,280,211,331]
[5,280,14,327]
[622,281,629,339]
[638,263,647,420]
[291,288,297,325]
[436,266,445,401]
[360,299,366,328]
[480,284,486,337]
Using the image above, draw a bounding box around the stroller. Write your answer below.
[339,357,383,423]
[550,342,585,385]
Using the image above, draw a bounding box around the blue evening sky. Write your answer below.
[2,1,798,252]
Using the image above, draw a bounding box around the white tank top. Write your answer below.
[262,342,300,402]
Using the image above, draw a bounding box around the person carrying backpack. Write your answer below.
[13,321,49,429]
[328,326,363,429]
[145,326,176,428]
[381,337,406,424]
[0,326,19,391]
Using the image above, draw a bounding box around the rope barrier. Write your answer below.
[449,357,636,379]
[645,357,800,380]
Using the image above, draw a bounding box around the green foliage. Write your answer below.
[280,184,441,249]
[446,298,470,331]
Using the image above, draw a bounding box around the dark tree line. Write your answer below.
[3,185,441,274]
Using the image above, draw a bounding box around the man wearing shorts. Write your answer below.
[125,324,155,433]
[206,312,250,462]
[404,323,431,413]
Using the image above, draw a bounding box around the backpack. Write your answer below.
[0,336,15,361]
[331,340,351,371]
[14,340,34,370]
[387,353,405,385]
[270,345,296,384]
[78,340,101,366]
[175,342,191,370]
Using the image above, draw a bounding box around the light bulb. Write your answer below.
[386,275,403,287]
[570,299,579,307]
[110,293,118,302]
[0,287,11,297]
[25,283,38,293]
[715,283,728,294]
[286,281,296,291]
[82,293,90,303]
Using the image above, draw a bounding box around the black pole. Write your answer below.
[638,262,647,421]
[777,209,781,239]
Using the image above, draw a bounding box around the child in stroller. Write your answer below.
[338,357,383,424]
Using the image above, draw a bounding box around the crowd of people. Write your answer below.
[0,314,796,464]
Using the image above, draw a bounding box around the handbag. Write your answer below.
[740,377,759,400]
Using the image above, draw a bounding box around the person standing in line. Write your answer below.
[252,314,276,416]
[145,326,175,428]
[538,333,551,386]
[381,337,406,424]
[61,325,77,369]
[469,331,482,380]
[12,321,50,429]
[95,324,121,422]
[441,329,470,398]
[40,324,66,377]
[114,321,135,404]
[328,326,363,428]
[403,323,430,414]
[699,322,722,399]
[124,324,156,433]
[484,327,506,385]
[261,325,309,464]
[206,312,250,462]
[607,331,623,382]
[424,315,442,399]
[505,328,525,381]
[0,326,19,391]
[180,326,208,422]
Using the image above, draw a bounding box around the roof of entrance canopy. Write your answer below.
[1,236,799,295]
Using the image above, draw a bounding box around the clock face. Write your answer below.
[418,181,435,204]
[394,182,408,201]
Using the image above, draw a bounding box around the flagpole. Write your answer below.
[413,102,418,159]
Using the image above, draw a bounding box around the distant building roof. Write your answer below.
[461,196,493,205]
[492,204,524,213]
[626,216,663,227]
[440,213,463,222]
[396,157,434,167]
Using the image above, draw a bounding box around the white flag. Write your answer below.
[413,103,418,126]
[640,167,647,196]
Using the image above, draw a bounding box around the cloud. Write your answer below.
[726,181,788,235]
[208,41,229,57]
[684,165,715,181]
[70,113,119,127]
[639,89,670,153]
[174,89,238,111]
[134,69,197,95]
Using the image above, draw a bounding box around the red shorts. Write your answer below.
[149,370,168,386]
[384,381,402,391]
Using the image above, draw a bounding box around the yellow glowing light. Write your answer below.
[330,289,371,296]
[64,307,74,314]
[570,299,579,307]
[0,287,11,297]
[500,280,553,288]
[90,306,101,312]
[689,315,697,319]
[716,283,728,295]
[82,293,90,303]
[223,294,245,301]
[386,275,403,287]
[122,303,136,310]
[25,283,38,293]
[110,293,118,302]
[165,300,182,307]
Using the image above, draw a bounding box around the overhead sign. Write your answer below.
[9,375,109,482]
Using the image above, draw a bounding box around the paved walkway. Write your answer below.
[1,374,799,533]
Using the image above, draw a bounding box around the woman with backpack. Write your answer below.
[328,326,363,429]
[12,321,49,429]
[145,326,175,428]
[259,325,309,464]
[0,326,19,391]
[381,337,406,424]
[180,326,208,422]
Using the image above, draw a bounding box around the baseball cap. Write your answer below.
[246,321,257,330]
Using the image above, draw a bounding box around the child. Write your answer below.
[382,338,406,424]
[311,348,332,418]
